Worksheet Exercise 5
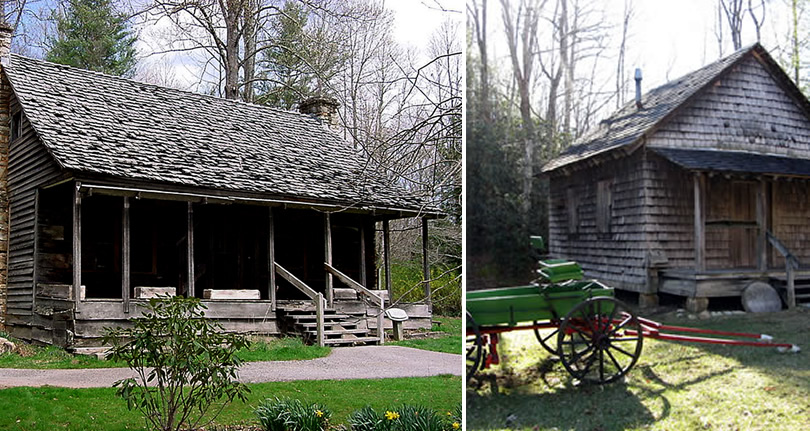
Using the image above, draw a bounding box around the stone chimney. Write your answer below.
[299,96,339,128]
[0,22,12,67]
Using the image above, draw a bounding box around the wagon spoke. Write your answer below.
[607,343,636,358]
[605,346,624,371]
[610,336,640,343]
[608,315,633,336]
[598,349,605,382]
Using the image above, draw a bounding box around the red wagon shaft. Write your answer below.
[630,315,801,352]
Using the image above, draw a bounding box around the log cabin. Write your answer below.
[542,43,810,313]
[0,26,439,352]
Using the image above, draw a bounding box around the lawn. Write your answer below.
[467,308,810,431]
[0,336,330,369]
[390,315,461,354]
[0,375,462,430]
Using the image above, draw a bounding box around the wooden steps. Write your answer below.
[769,274,810,307]
[277,306,379,347]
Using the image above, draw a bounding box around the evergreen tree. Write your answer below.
[256,1,313,109]
[45,0,137,77]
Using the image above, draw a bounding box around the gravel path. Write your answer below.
[0,346,461,388]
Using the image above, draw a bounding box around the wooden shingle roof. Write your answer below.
[5,54,433,215]
[542,44,776,173]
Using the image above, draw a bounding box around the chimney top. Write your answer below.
[634,68,643,109]
[0,22,12,67]
[299,96,339,128]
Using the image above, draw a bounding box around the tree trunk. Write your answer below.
[242,0,257,103]
[223,0,241,100]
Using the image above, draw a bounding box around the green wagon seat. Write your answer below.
[536,259,584,283]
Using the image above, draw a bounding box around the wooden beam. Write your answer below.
[756,178,767,271]
[694,173,706,272]
[383,219,392,298]
[122,196,130,313]
[422,218,430,306]
[359,223,367,288]
[187,202,195,298]
[268,207,276,310]
[72,181,81,302]
[324,213,333,307]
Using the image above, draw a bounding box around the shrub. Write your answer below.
[103,296,250,431]
[348,404,447,431]
[255,397,331,431]
[389,261,461,317]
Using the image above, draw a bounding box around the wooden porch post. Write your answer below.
[186,202,195,298]
[422,218,431,307]
[359,224,367,288]
[383,219,392,298]
[694,173,706,272]
[324,213,333,307]
[756,178,768,271]
[268,207,276,310]
[122,196,130,313]
[72,182,81,301]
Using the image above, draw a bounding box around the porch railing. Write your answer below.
[767,231,800,309]
[324,263,385,345]
[274,262,325,346]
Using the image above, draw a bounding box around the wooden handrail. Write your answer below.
[324,263,382,305]
[767,232,799,309]
[324,262,385,344]
[275,262,324,346]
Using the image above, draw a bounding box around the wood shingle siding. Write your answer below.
[544,44,810,306]
[646,56,810,157]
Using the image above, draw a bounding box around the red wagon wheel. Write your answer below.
[557,296,643,384]
[466,311,483,383]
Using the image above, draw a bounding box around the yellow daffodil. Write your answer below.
[447,412,452,416]
[315,410,324,418]
[452,422,460,429]
[385,411,400,420]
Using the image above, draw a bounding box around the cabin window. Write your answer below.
[596,180,613,234]
[567,187,579,235]
[9,111,21,141]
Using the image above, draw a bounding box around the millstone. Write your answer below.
[741,282,782,313]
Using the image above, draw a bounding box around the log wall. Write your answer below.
[4,90,66,337]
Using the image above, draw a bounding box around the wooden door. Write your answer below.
[706,180,757,269]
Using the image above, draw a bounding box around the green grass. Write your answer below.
[0,375,462,430]
[236,337,330,362]
[0,336,330,369]
[0,343,124,369]
[467,308,810,431]
[390,316,461,354]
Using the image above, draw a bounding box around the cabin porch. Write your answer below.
[11,180,435,349]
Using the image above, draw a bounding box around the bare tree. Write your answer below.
[467,0,491,122]
[720,0,745,50]
[615,0,633,109]
[501,0,543,221]
[748,0,765,43]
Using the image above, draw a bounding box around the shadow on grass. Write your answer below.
[652,309,810,392]
[466,350,735,430]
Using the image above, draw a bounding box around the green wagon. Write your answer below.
[466,237,644,384]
